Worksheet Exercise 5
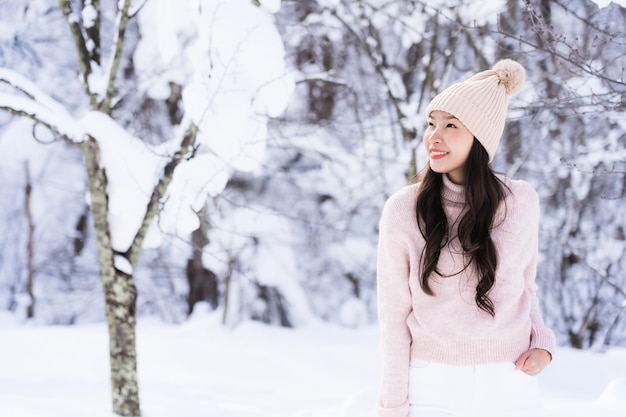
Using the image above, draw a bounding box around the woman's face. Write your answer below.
[423,111,474,184]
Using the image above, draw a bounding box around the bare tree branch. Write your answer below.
[58,0,97,107]
[0,100,75,143]
[100,0,133,113]
[83,0,102,64]
[127,123,198,267]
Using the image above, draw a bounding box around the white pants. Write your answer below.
[408,360,541,417]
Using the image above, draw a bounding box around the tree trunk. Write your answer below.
[82,137,141,416]
[104,270,140,416]
[24,162,35,318]
[186,203,219,314]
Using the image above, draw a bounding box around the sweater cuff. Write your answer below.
[378,399,409,417]
[530,326,557,358]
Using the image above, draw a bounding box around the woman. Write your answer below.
[376,59,556,417]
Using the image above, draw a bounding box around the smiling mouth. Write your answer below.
[430,151,449,159]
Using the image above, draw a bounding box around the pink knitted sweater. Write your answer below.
[376,174,556,417]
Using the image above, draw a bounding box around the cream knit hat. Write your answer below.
[425,59,525,162]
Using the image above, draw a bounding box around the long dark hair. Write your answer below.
[415,139,507,316]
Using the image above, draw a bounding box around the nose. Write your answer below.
[426,126,442,144]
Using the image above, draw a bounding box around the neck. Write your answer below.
[441,174,465,204]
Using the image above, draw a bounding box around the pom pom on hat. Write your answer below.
[493,59,525,95]
[425,59,526,162]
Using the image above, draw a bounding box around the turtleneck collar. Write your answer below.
[441,174,466,204]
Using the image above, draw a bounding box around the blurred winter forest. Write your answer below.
[1,0,625,350]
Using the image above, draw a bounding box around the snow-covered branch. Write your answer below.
[127,122,198,267]
[0,68,82,142]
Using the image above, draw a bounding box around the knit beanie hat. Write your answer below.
[425,59,525,162]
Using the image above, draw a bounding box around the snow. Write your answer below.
[1,3,626,415]
[0,69,82,140]
[590,0,626,7]
[80,111,161,251]
[202,205,315,327]
[259,0,282,13]
[178,0,294,167]
[121,0,295,249]
[5,0,297,252]
[1,0,294,255]
[1,0,296,254]
[87,62,109,101]
[114,254,133,275]
[0,308,625,417]
[82,4,98,29]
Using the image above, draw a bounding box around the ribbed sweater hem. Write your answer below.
[409,332,531,366]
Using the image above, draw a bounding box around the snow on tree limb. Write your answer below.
[0,68,83,142]
[78,110,163,252]
[127,123,198,267]
[0,68,75,121]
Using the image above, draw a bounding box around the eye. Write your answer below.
[446,123,457,128]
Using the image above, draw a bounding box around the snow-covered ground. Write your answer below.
[1,307,625,417]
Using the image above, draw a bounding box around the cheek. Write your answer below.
[462,141,474,158]
[455,135,474,156]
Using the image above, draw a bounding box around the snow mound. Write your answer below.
[597,377,626,409]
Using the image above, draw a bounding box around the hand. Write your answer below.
[514,348,552,376]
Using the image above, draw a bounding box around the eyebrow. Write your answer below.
[427,114,459,120]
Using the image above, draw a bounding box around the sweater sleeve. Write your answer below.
[515,182,557,356]
[376,195,413,417]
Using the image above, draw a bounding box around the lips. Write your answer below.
[430,149,449,160]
